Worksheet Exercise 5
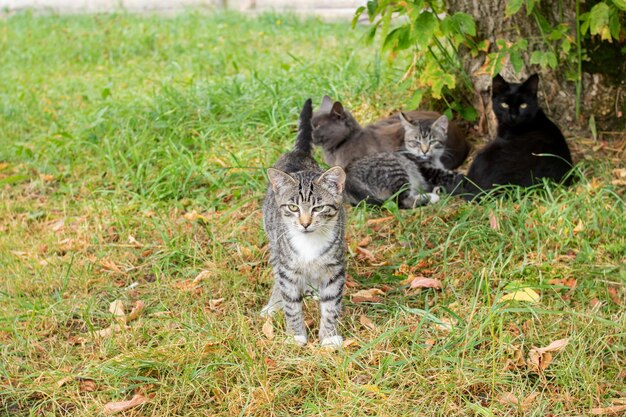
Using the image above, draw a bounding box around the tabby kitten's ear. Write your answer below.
[492,74,509,96]
[267,168,297,193]
[431,115,449,136]
[319,95,333,113]
[520,73,539,96]
[316,166,346,194]
[331,102,345,119]
[398,111,413,129]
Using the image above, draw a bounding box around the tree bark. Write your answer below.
[446,0,625,138]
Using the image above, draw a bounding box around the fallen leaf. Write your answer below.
[103,393,149,415]
[127,235,143,247]
[56,376,73,387]
[109,300,125,317]
[264,357,277,369]
[101,260,124,275]
[591,404,626,415]
[174,270,211,291]
[489,211,500,230]
[342,339,357,348]
[359,315,377,331]
[356,246,377,263]
[608,286,621,305]
[573,219,585,234]
[590,298,602,308]
[357,236,371,247]
[424,339,436,350]
[498,391,539,411]
[366,216,394,226]
[409,277,443,290]
[500,288,540,303]
[208,298,225,310]
[49,219,65,232]
[40,173,55,182]
[262,319,274,340]
[78,378,97,392]
[126,300,145,323]
[505,344,526,370]
[351,288,385,303]
[345,274,360,288]
[548,278,577,290]
[527,338,569,373]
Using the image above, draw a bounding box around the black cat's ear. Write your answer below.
[316,166,346,194]
[492,74,508,96]
[319,95,333,113]
[431,115,449,136]
[331,102,345,119]
[267,168,297,193]
[521,73,539,96]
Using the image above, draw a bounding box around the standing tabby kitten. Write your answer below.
[463,74,574,199]
[344,115,464,208]
[262,98,347,348]
[311,96,470,169]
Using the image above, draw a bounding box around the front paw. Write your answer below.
[320,335,343,350]
[285,334,308,346]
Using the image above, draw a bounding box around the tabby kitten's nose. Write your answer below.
[300,214,312,229]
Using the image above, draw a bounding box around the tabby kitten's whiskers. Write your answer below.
[262,99,347,349]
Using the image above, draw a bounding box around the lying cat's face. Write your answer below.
[267,167,345,234]
[311,96,352,147]
[492,74,540,129]
[400,113,448,163]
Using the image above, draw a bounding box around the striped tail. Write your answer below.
[293,98,313,155]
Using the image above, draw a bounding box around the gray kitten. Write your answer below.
[261,99,346,348]
[345,115,464,208]
[311,96,470,169]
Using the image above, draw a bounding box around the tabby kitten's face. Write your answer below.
[267,167,345,234]
[400,113,448,162]
[492,74,540,129]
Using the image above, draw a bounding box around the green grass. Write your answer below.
[1,10,625,417]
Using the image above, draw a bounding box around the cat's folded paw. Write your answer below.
[320,335,343,350]
[426,192,440,204]
[285,335,308,346]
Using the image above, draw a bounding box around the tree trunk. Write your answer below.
[446,0,625,138]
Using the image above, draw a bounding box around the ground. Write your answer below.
[0,11,625,417]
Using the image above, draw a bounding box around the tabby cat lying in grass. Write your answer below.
[311,96,470,170]
[462,74,574,199]
[344,114,464,208]
[261,99,346,348]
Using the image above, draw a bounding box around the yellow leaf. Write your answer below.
[500,288,540,303]
[359,315,377,331]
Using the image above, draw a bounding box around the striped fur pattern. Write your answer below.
[345,117,464,208]
[399,113,449,169]
[262,99,347,348]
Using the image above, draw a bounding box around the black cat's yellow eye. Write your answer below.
[287,204,299,212]
[520,103,528,109]
[500,102,509,109]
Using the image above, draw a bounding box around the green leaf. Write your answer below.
[383,25,412,51]
[367,0,379,20]
[613,0,626,11]
[406,89,424,109]
[413,11,437,48]
[530,50,545,66]
[510,51,524,73]
[609,6,622,39]
[589,3,610,37]
[352,6,366,29]
[460,106,478,122]
[546,51,558,68]
[561,38,571,54]
[505,0,524,17]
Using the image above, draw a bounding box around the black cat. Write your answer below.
[462,74,574,199]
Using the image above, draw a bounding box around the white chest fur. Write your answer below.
[287,225,335,263]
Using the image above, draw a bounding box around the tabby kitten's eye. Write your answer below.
[500,102,509,109]
[520,103,528,109]
[287,204,299,212]
[312,206,325,213]
[407,141,418,147]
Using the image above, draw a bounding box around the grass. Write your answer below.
[0,10,625,417]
